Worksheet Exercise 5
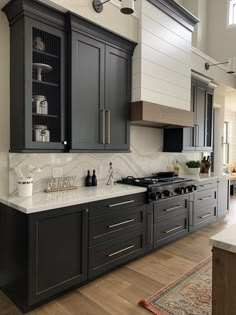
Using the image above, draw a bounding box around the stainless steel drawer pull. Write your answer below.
[108,245,135,257]
[199,213,212,219]
[108,219,135,229]
[164,205,181,212]
[164,225,182,234]
[199,196,212,200]
[108,200,135,208]
[200,183,213,187]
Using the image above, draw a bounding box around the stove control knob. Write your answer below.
[150,193,158,201]
[183,187,189,194]
[187,185,197,192]
[163,190,173,197]
[175,187,184,195]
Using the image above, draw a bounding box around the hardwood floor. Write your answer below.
[1,197,236,315]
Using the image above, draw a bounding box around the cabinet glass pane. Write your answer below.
[206,94,213,147]
[32,28,61,143]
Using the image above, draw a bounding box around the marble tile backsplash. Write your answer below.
[9,126,201,194]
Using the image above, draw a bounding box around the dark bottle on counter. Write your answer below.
[85,170,92,187]
[92,169,97,186]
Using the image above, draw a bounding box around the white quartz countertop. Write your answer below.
[209,224,236,253]
[0,184,147,214]
[182,173,230,182]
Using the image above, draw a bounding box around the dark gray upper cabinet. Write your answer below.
[68,13,136,152]
[163,79,214,152]
[70,33,105,150]
[3,0,67,152]
[105,46,131,150]
[3,1,136,153]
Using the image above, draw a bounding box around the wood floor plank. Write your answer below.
[57,291,111,315]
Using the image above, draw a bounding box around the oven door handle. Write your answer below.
[163,205,181,212]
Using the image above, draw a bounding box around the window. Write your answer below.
[223,121,229,164]
[228,0,236,25]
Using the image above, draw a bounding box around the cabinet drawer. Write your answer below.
[88,229,146,279]
[154,211,188,248]
[89,192,146,218]
[194,203,216,226]
[195,188,216,206]
[89,205,146,246]
[154,195,188,221]
[197,181,217,191]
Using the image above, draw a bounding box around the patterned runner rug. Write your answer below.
[139,256,212,315]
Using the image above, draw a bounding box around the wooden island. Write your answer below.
[210,224,236,315]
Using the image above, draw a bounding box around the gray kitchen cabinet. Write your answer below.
[163,79,214,152]
[70,32,105,150]
[189,180,217,232]
[217,178,230,219]
[68,14,136,152]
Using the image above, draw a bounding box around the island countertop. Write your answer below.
[0,184,147,214]
[209,224,236,253]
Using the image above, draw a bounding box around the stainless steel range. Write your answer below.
[117,172,197,203]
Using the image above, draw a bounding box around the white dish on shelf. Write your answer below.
[32,63,53,81]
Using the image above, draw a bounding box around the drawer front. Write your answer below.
[89,205,146,246]
[197,181,217,191]
[154,211,188,248]
[194,203,216,226]
[154,195,188,221]
[88,229,146,279]
[195,188,216,206]
[89,192,146,218]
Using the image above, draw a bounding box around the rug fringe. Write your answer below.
[139,299,167,315]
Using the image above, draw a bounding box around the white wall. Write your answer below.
[43,0,139,42]
[206,0,236,62]
[181,0,207,52]
[0,7,10,196]
[133,0,192,111]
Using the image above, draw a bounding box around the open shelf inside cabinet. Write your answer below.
[32,28,61,144]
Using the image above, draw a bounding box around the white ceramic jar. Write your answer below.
[18,178,33,197]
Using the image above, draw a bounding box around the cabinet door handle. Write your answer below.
[100,110,105,144]
[108,245,134,257]
[199,213,212,219]
[163,225,182,234]
[194,124,197,147]
[163,205,181,212]
[108,200,135,208]
[108,219,135,229]
[105,110,111,144]
[196,124,200,147]
[199,196,212,200]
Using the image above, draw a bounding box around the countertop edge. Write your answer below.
[0,185,147,214]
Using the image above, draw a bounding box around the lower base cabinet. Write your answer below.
[88,229,146,278]
[0,203,89,312]
[189,181,218,232]
[28,206,88,305]
[0,183,230,312]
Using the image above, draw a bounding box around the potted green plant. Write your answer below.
[186,160,201,175]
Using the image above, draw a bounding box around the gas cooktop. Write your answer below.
[117,175,192,188]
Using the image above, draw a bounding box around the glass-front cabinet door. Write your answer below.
[25,19,66,151]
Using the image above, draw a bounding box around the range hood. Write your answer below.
[130,101,194,128]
